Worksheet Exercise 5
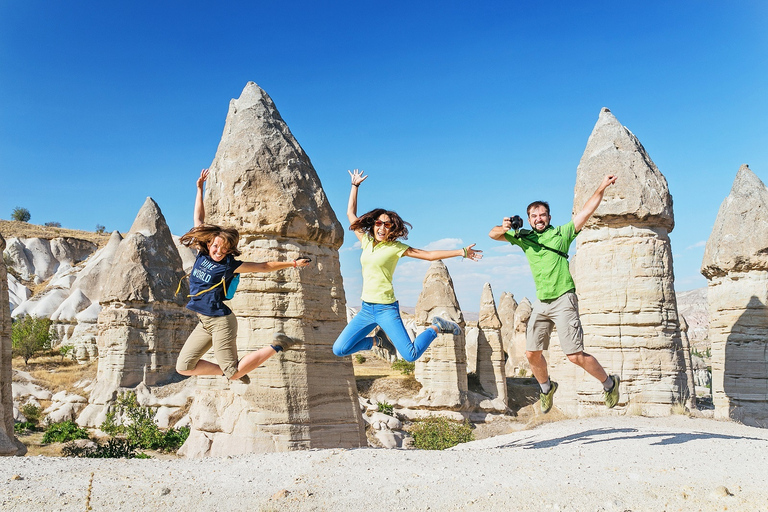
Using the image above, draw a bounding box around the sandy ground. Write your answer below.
[2,415,767,512]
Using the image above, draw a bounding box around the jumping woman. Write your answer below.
[176,169,311,384]
[333,169,482,362]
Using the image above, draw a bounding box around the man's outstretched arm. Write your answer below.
[489,217,513,241]
[572,175,617,232]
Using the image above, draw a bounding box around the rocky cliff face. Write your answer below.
[701,164,768,427]
[0,234,27,455]
[413,261,468,409]
[78,198,196,427]
[179,82,365,456]
[565,107,689,415]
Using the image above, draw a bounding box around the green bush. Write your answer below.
[99,391,189,452]
[14,421,36,434]
[409,415,474,450]
[377,401,394,416]
[19,403,42,425]
[95,224,106,234]
[42,421,90,443]
[63,437,145,459]
[392,359,415,375]
[57,344,75,361]
[354,354,366,364]
[44,221,62,227]
[11,207,31,222]
[11,316,56,364]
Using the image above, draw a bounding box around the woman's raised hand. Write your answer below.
[464,244,483,261]
[197,168,210,188]
[348,169,368,187]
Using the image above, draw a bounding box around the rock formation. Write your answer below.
[78,198,196,426]
[566,107,689,415]
[464,326,478,374]
[679,317,697,411]
[509,298,532,376]
[1,234,26,455]
[3,237,95,285]
[413,260,468,409]
[475,283,507,410]
[498,292,520,369]
[179,82,365,456]
[701,164,768,427]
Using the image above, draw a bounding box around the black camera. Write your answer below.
[509,215,523,231]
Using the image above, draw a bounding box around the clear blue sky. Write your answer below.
[2,1,766,311]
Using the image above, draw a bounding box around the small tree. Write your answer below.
[11,207,31,222]
[95,224,106,234]
[44,221,62,228]
[11,316,56,365]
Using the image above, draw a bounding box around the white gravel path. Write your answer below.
[2,415,767,511]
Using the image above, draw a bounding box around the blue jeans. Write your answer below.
[333,301,437,362]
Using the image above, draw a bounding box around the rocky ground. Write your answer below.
[2,415,767,511]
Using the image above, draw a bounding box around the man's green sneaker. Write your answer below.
[540,381,558,414]
[604,375,620,408]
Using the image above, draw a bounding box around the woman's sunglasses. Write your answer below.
[374,220,393,229]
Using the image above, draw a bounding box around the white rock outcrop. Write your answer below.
[475,283,507,410]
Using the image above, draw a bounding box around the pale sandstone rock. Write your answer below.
[78,198,196,427]
[464,326,478,374]
[413,261,469,409]
[3,237,95,284]
[508,298,532,376]
[179,82,365,456]
[7,274,30,313]
[0,235,26,455]
[475,283,507,410]
[71,231,123,303]
[702,164,768,427]
[679,317,697,411]
[498,292,517,359]
[567,107,689,416]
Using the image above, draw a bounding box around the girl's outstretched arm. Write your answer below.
[347,169,367,242]
[193,169,209,227]
[404,244,482,262]
[236,257,312,274]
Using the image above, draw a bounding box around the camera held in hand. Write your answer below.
[509,215,523,231]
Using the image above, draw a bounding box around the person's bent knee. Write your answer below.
[332,342,346,357]
[526,350,543,362]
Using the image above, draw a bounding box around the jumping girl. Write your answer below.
[176,169,311,384]
[332,169,482,362]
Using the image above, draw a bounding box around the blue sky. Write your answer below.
[1,1,766,311]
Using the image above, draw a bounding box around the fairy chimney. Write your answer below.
[179,82,365,456]
[476,283,507,409]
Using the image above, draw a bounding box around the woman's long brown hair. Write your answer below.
[350,208,411,242]
[179,224,242,257]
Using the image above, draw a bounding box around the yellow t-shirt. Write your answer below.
[360,234,409,304]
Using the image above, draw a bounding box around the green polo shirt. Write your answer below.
[360,234,410,304]
[504,221,577,301]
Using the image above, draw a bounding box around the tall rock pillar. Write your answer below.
[0,234,26,455]
[414,261,468,409]
[701,165,768,427]
[476,283,507,410]
[179,82,365,456]
[566,107,688,415]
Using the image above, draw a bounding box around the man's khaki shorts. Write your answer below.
[526,291,584,355]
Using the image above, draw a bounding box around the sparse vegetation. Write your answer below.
[377,401,394,416]
[42,421,90,443]
[63,437,149,459]
[692,347,711,359]
[354,354,366,364]
[100,391,189,452]
[95,224,106,234]
[392,359,415,375]
[57,344,75,361]
[409,415,474,450]
[44,221,62,227]
[11,206,31,222]
[11,316,57,365]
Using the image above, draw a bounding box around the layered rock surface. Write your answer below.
[0,235,26,455]
[475,283,507,410]
[179,82,365,456]
[78,198,196,426]
[566,107,689,415]
[413,261,468,409]
[701,164,768,427]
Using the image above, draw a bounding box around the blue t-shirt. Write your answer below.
[186,253,243,317]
